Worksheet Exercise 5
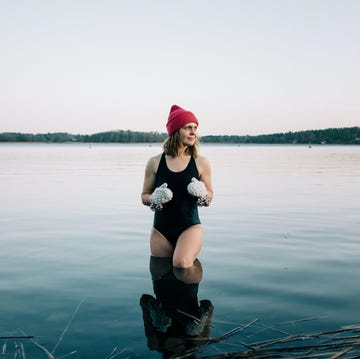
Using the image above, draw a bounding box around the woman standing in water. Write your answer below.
[141,104,213,268]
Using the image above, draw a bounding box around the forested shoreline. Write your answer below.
[0,127,359,144]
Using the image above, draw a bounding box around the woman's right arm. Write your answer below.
[141,156,158,206]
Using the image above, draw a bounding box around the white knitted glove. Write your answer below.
[150,183,173,211]
[187,177,210,206]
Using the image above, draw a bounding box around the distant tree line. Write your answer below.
[0,130,167,143]
[201,127,360,145]
[0,127,359,144]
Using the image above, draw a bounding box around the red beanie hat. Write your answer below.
[166,105,199,135]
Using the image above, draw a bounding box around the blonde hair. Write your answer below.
[163,130,199,158]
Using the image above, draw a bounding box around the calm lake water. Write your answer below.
[0,143,359,358]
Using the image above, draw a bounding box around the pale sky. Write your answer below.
[1,0,359,136]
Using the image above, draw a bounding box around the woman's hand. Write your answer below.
[187,178,210,206]
[150,183,173,211]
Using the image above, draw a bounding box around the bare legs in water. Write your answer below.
[150,224,204,268]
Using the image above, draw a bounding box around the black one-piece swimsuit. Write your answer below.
[153,153,200,246]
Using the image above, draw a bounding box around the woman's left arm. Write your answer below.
[197,156,214,203]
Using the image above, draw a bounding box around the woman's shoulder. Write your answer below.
[147,153,163,171]
[194,154,211,171]
[195,154,210,164]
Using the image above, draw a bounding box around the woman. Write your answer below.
[141,104,213,268]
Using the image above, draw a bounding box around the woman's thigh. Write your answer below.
[173,224,204,268]
[150,228,174,257]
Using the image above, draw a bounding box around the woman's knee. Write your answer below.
[173,248,200,268]
[172,253,196,268]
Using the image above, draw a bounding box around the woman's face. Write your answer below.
[179,122,198,147]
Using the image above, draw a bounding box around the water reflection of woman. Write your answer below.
[140,256,214,357]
